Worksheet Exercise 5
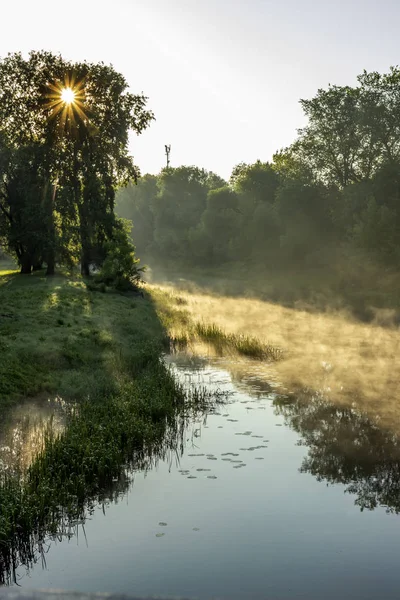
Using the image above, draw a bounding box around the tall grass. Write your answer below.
[150,287,283,362]
[193,322,283,361]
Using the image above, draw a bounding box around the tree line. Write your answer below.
[0,51,152,283]
[117,67,400,274]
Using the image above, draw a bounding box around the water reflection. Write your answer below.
[4,352,400,597]
[274,392,400,513]
[0,381,223,586]
[171,350,400,515]
[0,397,66,477]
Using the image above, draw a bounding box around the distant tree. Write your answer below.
[199,186,241,262]
[151,166,226,261]
[115,175,158,257]
[230,160,279,204]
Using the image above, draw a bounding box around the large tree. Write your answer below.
[0,51,153,274]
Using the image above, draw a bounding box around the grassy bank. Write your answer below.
[0,267,166,407]
[0,267,215,583]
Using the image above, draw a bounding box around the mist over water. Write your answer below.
[148,276,400,435]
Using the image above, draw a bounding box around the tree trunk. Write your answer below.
[46,254,55,276]
[81,261,90,277]
[20,254,32,274]
[32,261,43,271]
[45,181,56,277]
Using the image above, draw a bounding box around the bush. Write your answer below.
[95,218,145,291]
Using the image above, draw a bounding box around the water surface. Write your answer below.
[7,352,400,599]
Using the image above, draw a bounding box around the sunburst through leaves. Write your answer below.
[45,73,87,134]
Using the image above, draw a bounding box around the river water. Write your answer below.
[6,351,400,599]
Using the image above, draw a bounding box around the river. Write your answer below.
[4,350,400,599]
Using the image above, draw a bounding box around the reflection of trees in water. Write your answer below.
[275,393,400,513]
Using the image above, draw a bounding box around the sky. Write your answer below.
[2,0,400,180]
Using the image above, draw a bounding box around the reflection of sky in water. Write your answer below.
[12,354,400,600]
[0,397,66,477]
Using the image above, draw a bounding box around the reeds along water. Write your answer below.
[0,367,224,586]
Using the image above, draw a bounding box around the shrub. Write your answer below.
[96,218,145,291]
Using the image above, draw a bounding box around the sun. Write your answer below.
[61,87,75,104]
[45,73,87,135]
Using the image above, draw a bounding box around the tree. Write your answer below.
[294,85,370,188]
[199,186,241,262]
[230,160,279,204]
[0,51,154,275]
[115,175,158,258]
[151,166,225,261]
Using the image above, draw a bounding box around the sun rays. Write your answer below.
[44,73,87,134]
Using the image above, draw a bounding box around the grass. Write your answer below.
[148,279,400,436]
[0,264,221,583]
[193,322,283,360]
[146,254,400,323]
[0,266,167,407]
[149,287,283,362]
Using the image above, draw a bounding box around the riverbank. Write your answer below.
[0,268,211,583]
[0,268,167,408]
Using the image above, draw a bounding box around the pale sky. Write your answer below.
[2,0,399,179]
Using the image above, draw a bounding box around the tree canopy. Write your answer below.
[0,51,153,277]
[116,66,400,275]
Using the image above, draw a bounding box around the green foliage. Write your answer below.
[113,66,400,277]
[353,198,400,264]
[95,219,144,291]
[0,51,153,275]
